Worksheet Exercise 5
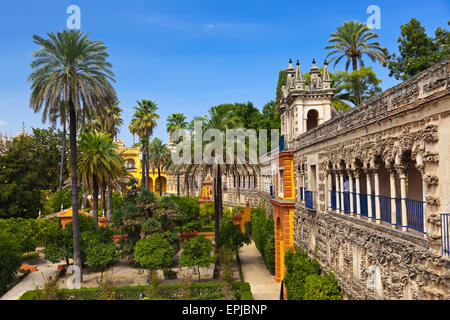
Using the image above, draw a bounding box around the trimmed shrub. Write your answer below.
[19,281,253,300]
[284,247,342,300]
[263,233,275,275]
[250,207,275,274]
[303,272,343,300]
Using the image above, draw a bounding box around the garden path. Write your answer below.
[239,241,280,300]
[0,256,59,300]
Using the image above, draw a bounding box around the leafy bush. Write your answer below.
[283,247,341,300]
[179,235,215,281]
[250,207,275,274]
[42,189,72,215]
[219,217,250,252]
[0,235,22,296]
[303,272,343,300]
[85,242,119,280]
[263,233,275,274]
[134,234,175,278]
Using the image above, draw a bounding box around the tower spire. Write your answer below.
[294,60,303,88]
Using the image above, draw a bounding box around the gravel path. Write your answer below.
[239,241,280,300]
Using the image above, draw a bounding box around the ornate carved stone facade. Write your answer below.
[289,59,450,299]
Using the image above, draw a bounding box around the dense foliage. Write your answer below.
[0,235,22,296]
[386,19,449,80]
[179,235,216,281]
[250,207,275,274]
[19,281,253,300]
[133,234,175,274]
[284,247,342,300]
[0,128,68,218]
[219,217,250,252]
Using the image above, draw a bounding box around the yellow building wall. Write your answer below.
[120,147,168,193]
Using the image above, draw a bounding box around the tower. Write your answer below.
[278,58,337,147]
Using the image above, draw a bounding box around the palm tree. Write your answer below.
[47,100,68,191]
[129,100,159,190]
[325,20,386,71]
[29,30,116,274]
[101,98,123,222]
[148,137,170,196]
[77,132,123,226]
[166,113,188,195]
[177,106,255,278]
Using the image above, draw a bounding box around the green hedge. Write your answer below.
[250,207,275,275]
[19,281,253,300]
[284,247,342,300]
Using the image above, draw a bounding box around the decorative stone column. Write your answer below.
[348,170,354,216]
[389,167,397,227]
[373,166,381,224]
[327,171,332,210]
[355,170,361,218]
[365,168,373,220]
[335,170,340,212]
[339,171,345,213]
[397,167,408,232]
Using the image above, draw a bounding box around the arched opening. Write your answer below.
[306,109,319,131]
[148,177,154,192]
[155,176,167,193]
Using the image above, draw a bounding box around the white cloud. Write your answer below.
[0,120,7,126]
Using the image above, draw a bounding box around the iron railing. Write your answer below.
[440,213,450,259]
[305,190,317,210]
[328,192,425,233]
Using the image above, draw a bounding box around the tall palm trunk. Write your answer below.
[141,157,146,188]
[69,101,82,276]
[352,55,357,71]
[145,147,150,190]
[101,181,106,217]
[92,174,99,226]
[107,181,113,223]
[58,121,66,191]
[212,166,222,279]
[158,166,162,196]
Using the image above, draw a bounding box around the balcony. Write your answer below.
[328,190,425,234]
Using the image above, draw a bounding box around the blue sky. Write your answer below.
[0,0,448,146]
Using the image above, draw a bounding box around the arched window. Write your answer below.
[126,159,136,169]
[306,109,319,131]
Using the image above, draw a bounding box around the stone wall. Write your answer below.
[294,206,450,299]
[291,60,450,300]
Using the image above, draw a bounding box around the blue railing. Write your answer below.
[328,192,425,233]
[378,195,391,224]
[352,192,357,214]
[305,190,317,210]
[404,198,425,233]
[300,187,304,201]
[330,190,337,210]
[441,213,450,259]
[343,192,350,213]
[360,194,368,217]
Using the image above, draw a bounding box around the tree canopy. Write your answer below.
[386,18,450,80]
